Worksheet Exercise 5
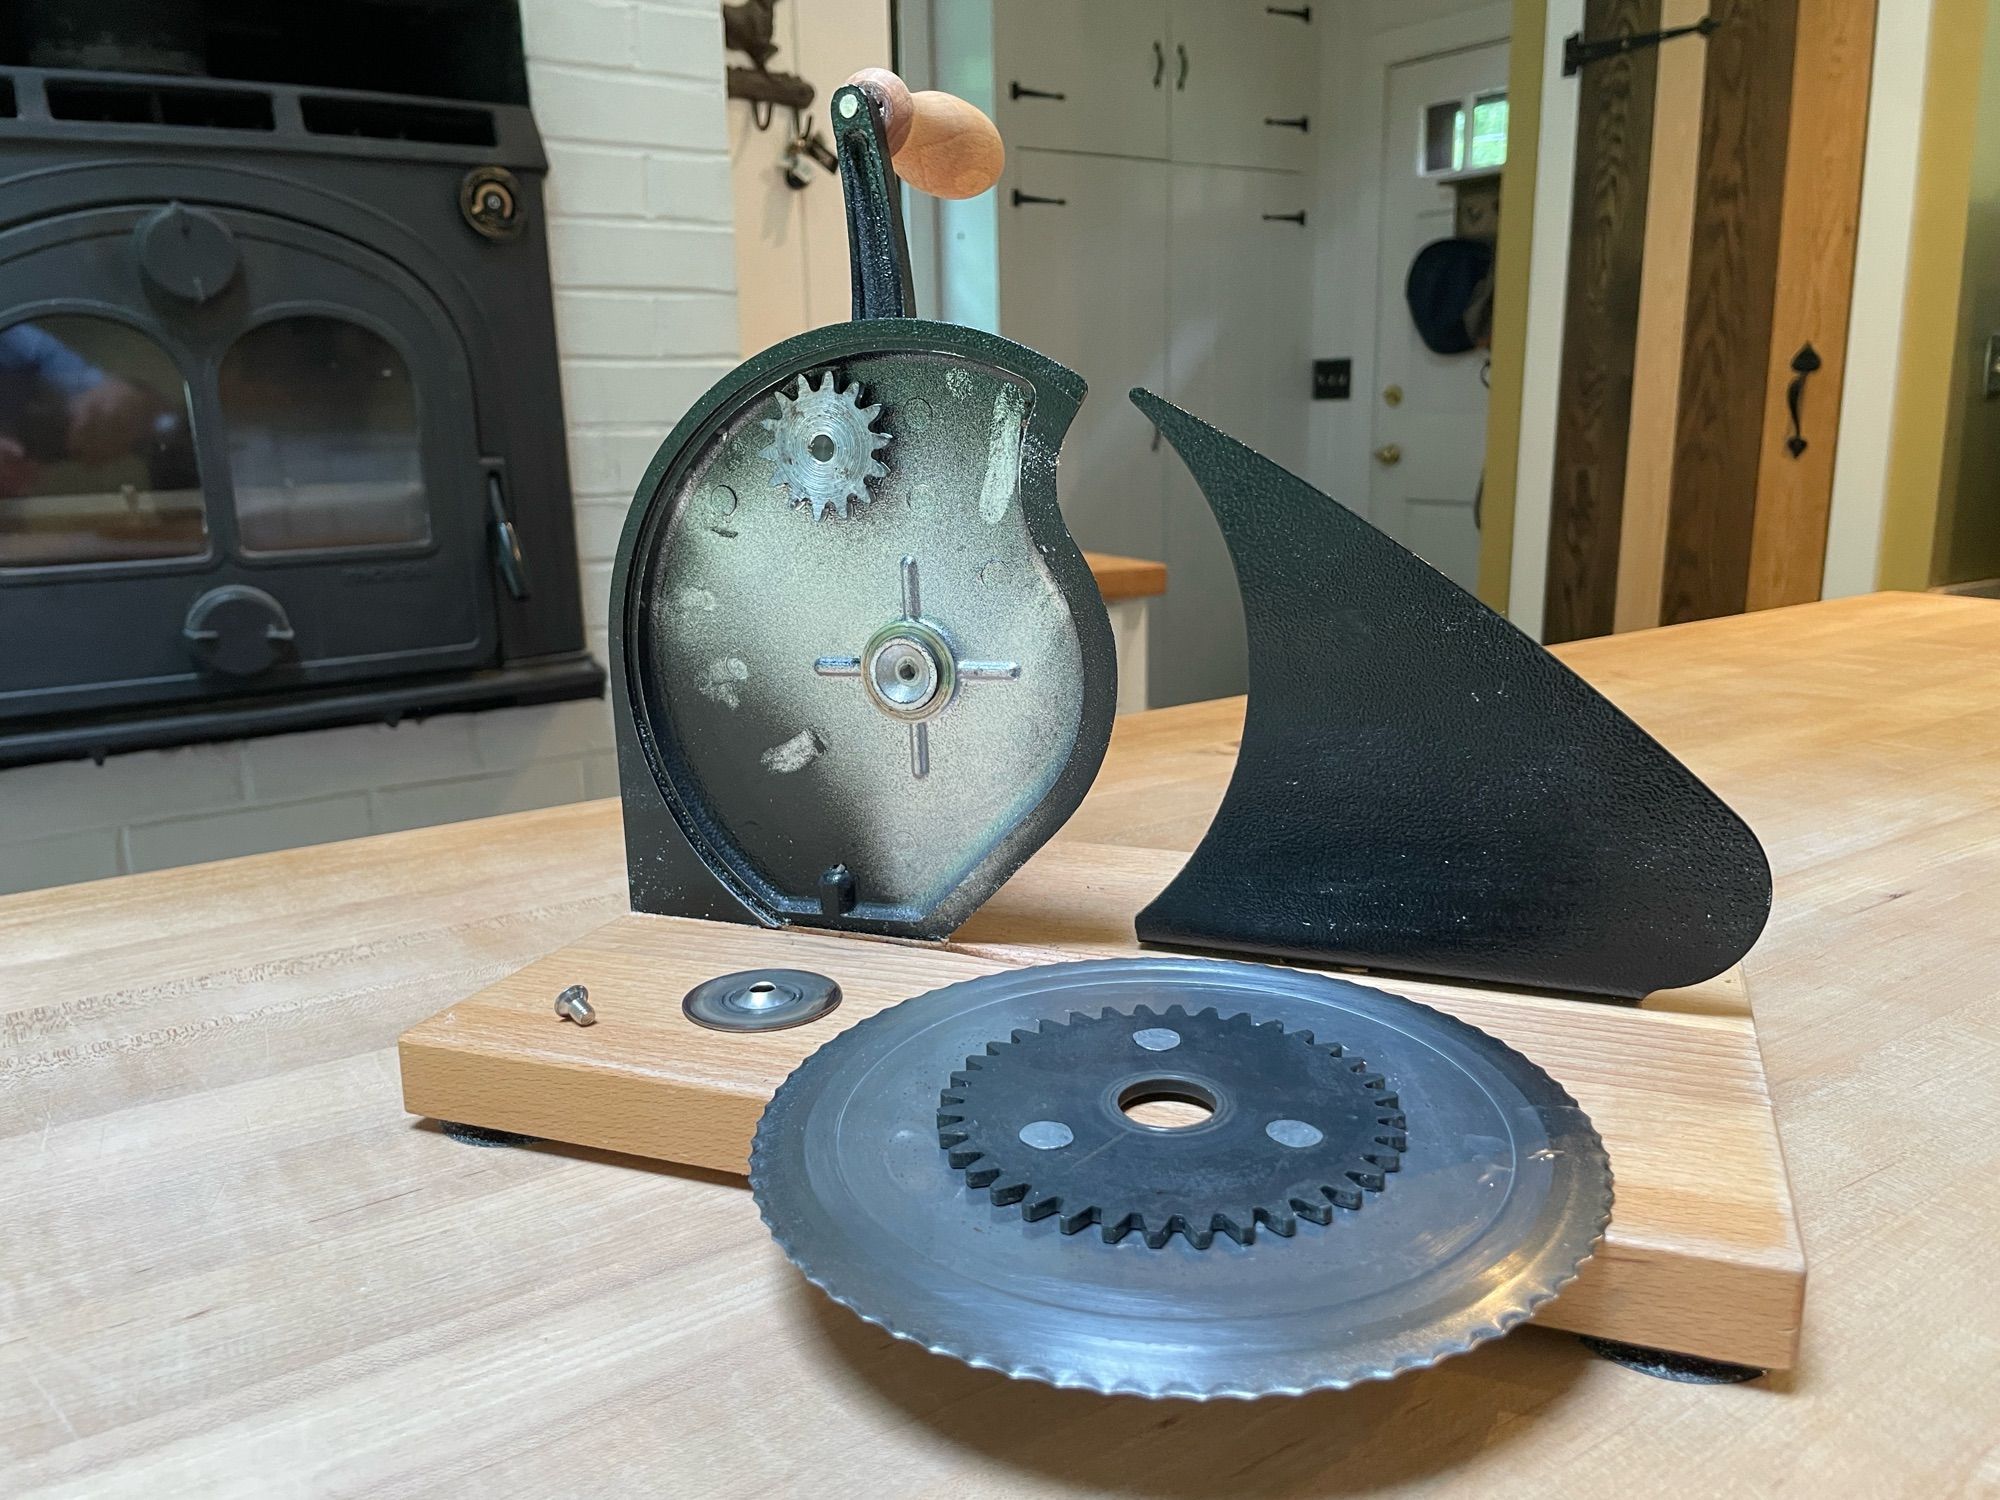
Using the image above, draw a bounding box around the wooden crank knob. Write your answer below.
[845,68,1005,200]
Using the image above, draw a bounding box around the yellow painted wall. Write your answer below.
[1933,0,2000,582]
[1879,0,1991,587]
[1474,0,1546,612]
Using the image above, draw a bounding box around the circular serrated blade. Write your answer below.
[750,957,1612,1400]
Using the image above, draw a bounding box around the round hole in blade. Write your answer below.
[1265,1118,1325,1149]
[809,432,836,462]
[1132,1027,1181,1052]
[1018,1120,1075,1151]
[1118,1079,1217,1131]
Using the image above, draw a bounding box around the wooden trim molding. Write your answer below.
[1611,0,1708,632]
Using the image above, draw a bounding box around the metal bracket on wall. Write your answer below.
[1562,14,1717,76]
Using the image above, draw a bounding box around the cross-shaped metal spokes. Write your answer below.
[814,556,1020,779]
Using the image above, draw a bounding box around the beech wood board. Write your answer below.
[400,840,1804,1371]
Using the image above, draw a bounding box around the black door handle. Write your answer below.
[1177,43,1188,90]
[1009,82,1066,101]
[1153,40,1165,88]
[1262,211,1307,224]
[1011,190,1068,207]
[487,473,530,601]
[1264,115,1310,132]
[1785,342,1822,458]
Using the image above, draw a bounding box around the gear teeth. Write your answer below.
[1101,1212,1145,1245]
[1256,1204,1299,1238]
[1056,1202,1099,1234]
[940,1007,1405,1252]
[1293,1195,1334,1226]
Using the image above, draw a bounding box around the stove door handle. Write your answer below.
[487,472,531,601]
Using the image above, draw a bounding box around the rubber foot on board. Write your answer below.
[1577,1335,1765,1384]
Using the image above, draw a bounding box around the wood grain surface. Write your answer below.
[1661,0,1801,624]
[1612,0,1710,632]
[1543,0,1661,643]
[1080,550,1168,602]
[1743,0,1876,611]
[400,888,1801,1368]
[5,593,2000,1496]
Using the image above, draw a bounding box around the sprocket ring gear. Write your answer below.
[757,369,891,519]
[937,1003,1407,1249]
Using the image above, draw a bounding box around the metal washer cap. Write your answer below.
[683,968,842,1032]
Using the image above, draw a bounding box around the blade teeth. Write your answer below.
[1365,1153,1401,1174]
[1346,1165,1386,1193]
[1292,1195,1333,1226]
[1293,1029,1315,1046]
[1376,1092,1400,1109]
[1375,1131,1408,1151]
[1378,1111,1407,1130]
[1194,1006,1220,1021]
[963,1161,1001,1189]
[1019,1192,1061,1220]
[936,1129,969,1149]
[947,1146,984,1171]
[988,1178,1029,1207]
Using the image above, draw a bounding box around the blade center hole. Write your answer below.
[809,432,836,462]
[1118,1078,1217,1130]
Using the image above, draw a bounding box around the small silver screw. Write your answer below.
[554,984,596,1027]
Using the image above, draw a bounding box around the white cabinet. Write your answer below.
[1152,165,1312,707]
[990,1,1317,706]
[1168,0,1317,172]
[992,0,1315,170]
[993,0,1170,161]
[998,149,1171,564]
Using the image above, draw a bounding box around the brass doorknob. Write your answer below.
[1373,443,1402,466]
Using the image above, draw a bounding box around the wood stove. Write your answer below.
[0,2,601,767]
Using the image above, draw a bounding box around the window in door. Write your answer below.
[219,315,429,554]
[0,314,204,567]
[1420,89,1508,179]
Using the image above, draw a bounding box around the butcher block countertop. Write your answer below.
[3,591,1996,1497]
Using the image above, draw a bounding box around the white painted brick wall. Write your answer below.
[0,0,737,896]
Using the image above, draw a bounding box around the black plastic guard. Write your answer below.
[1130,389,1771,1000]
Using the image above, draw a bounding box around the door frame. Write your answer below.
[1305,4,1512,537]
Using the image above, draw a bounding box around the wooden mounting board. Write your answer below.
[399,838,1804,1371]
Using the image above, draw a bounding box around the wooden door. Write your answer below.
[1166,0,1316,172]
[997,148,1171,565]
[993,0,1170,160]
[1371,39,1510,592]
[1540,0,1876,641]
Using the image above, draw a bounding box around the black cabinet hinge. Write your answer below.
[1563,14,1717,76]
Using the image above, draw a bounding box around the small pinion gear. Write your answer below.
[758,370,891,519]
[936,1004,1407,1249]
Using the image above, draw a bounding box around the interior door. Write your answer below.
[1369,40,1508,592]
[993,0,1169,160]
[1157,164,1312,707]
[1168,0,1317,171]
[0,204,493,721]
[998,148,1170,565]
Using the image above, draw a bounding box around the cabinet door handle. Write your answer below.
[1262,210,1307,224]
[1009,82,1066,101]
[1176,43,1189,90]
[1266,4,1313,18]
[1785,342,1822,458]
[1264,115,1310,132]
[1153,40,1165,88]
[1011,190,1068,207]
